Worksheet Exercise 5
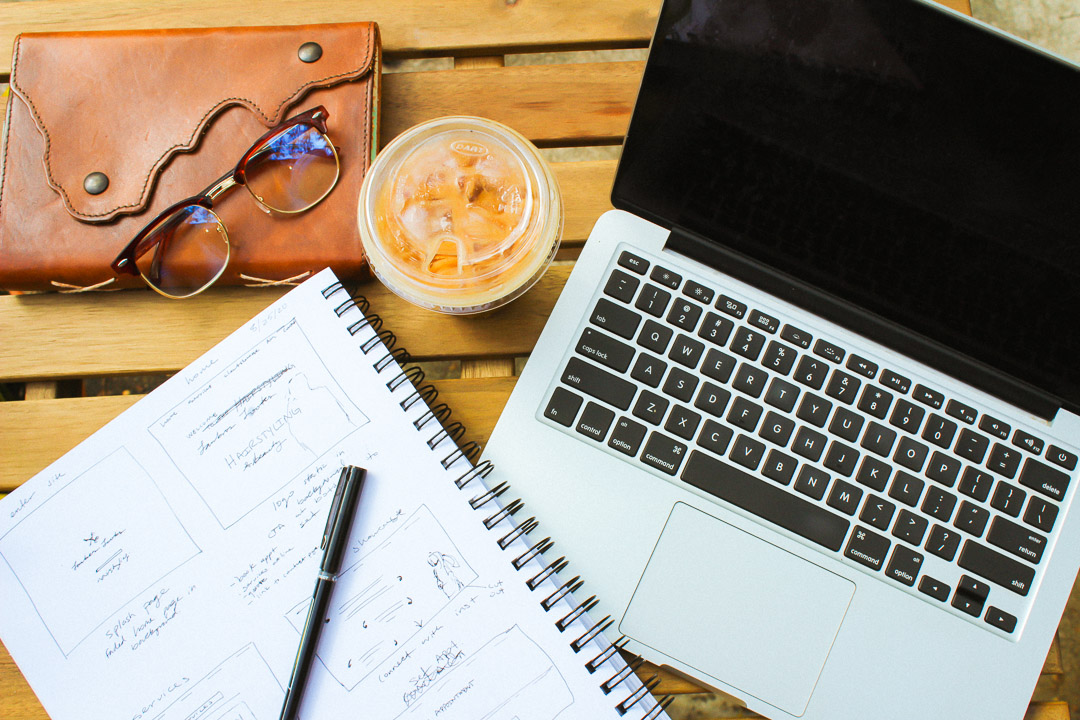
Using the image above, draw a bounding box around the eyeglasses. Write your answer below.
[111,106,340,299]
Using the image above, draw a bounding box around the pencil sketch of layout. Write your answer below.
[151,643,282,720]
[398,625,574,720]
[285,505,478,690]
[148,318,369,528]
[0,448,200,656]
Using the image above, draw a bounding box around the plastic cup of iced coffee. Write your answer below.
[358,116,562,314]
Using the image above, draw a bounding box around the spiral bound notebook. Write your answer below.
[0,268,668,720]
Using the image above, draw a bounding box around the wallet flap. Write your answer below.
[8,22,377,223]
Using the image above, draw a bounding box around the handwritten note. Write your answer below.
[0,269,660,720]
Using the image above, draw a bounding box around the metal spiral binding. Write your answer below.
[329,284,670,719]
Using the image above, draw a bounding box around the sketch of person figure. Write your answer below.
[428,551,465,598]
[285,373,351,455]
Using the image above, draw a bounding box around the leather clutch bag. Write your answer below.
[0,22,380,292]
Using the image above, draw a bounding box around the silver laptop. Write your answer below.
[482,1,1080,718]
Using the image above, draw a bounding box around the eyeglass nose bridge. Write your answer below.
[206,174,240,202]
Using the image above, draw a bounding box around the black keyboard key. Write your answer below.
[762,450,799,485]
[604,269,640,303]
[880,370,911,393]
[633,390,669,425]
[591,298,641,340]
[562,358,635,410]
[732,363,768,398]
[886,545,924,586]
[990,482,1026,518]
[860,421,897,457]
[945,399,977,424]
[764,377,800,413]
[796,393,832,428]
[630,353,666,388]
[683,279,714,305]
[730,327,767,360]
[985,606,1017,634]
[889,399,925,434]
[824,441,859,477]
[926,451,961,487]
[952,575,990,616]
[830,407,864,443]
[825,370,861,405]
[781,324,812,349]
[921,486,957,522]
[576,402,616,441]
[637,319,673,354]
[793,426,828,463]
[667,298,703,331]
[888,471,924,507]
[576,327,635,373]
[761,341,797,375]
[925,524,961,561]
[727,396,763,431]
[813,339,845,364]
[919,575,951,602]
[954,500,990,537]
[955,428,989,464]
[1024,496,1058,533]
[1046,444,1078,471]
[846,354,878,379]
[702,348,738,384]
[894,437,929,472]
[856,456,891,492]
[748,309,779,334]
[794,466,831,501]
[759,411,795,447]
[730,434,766,470]
[979,414,1011,440]
[544,387,583,427]
[892,509,928,545]
[608,417,647,456]
[635,284,672,317]
[912,384,944,409]
[959,541,1035,595]
[640,432,687,476]
[827,480,863,515]
[668,334,706,369]
[698,312,734,347]
[958,467,993,502]
[665,405,702,441]
[716,294,747,319]
[987,516,1046,564]
[793,355,829,390]
[922,414,958,449]
[858,386,893,419]
[860,495,896,531]
[694,382,731,418]
[1012,429,1044,456]
[617,250,648,275]
[683,449,852,552]
[1018,457,1071,501]
[987,443,1022,479]
[698,420,734,457]
[649,265,681,289]
[845,525,890,570]
[662,367,699,402]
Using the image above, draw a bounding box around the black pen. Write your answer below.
[279,465,368,720]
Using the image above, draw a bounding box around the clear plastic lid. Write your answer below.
[358,116,562,314]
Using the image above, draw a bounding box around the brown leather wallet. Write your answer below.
[0,22,380,292]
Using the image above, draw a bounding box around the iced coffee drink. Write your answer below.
[359,117,562,314]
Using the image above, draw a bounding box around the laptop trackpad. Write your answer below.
[620,502,855,716]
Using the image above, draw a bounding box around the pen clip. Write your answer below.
[322,467,351,550]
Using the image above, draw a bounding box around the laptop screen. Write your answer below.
[612,0,1080,414]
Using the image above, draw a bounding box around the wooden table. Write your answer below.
[0,1,1070,718]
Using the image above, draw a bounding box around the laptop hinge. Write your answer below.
[665,226,1062,421]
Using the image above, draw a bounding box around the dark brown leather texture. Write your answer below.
[0,22,380,292]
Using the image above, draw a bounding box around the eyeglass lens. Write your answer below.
[136,205,229,298]
[244,123,339,213]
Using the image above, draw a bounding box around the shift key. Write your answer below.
[562,357,636,410]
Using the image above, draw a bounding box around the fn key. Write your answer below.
[544,387,582,427]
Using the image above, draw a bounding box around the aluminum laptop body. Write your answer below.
[483,1,1080,719]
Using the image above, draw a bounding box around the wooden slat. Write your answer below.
[0,0,662,74]
[0,375,516,492]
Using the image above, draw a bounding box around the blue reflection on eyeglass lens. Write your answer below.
[261,124,334,162]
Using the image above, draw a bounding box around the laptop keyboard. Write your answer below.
[540,246,1076,638]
